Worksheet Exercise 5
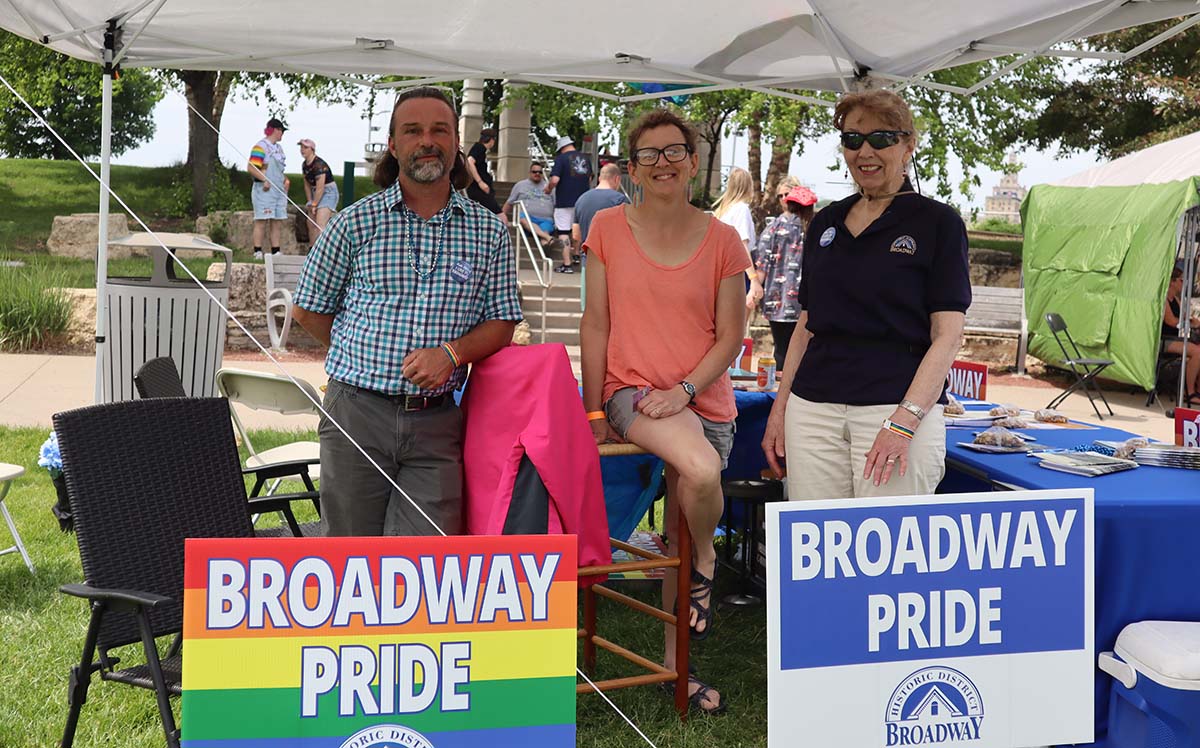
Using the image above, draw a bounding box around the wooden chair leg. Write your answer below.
[674,503,692,720]
[583,585,597,674]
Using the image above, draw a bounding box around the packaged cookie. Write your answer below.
[989,403,1021,417]
[974,426,1026,448]
[994,416,1029,429]
[1034,408,1068,424]
[1113,437,1150,460]
[944,394,965,416]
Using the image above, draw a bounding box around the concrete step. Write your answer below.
[523,309,582,327]
[525,327,581,346]
[521,297,583,314]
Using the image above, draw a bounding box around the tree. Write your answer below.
[0,30,162,159]
[160,70,362,216]
[1030,23,1200,158]
[735,92,833,222]
[901,57,1062,203]
[684,90,752,202]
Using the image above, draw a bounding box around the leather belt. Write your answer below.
[360,389,449,412]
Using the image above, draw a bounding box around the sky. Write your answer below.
[117,85,1103,214]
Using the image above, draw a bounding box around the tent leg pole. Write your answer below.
[93,31,115,404]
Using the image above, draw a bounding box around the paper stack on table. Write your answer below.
[1036,451,1138,477]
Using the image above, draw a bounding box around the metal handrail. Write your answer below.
[512,200,555,343]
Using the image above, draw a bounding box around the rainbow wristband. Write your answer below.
[441,342,461,368]
[882,419,915,440]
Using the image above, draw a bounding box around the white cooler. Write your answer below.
[1098,621,1200,748]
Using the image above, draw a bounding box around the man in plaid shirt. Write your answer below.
[293,87,522,537]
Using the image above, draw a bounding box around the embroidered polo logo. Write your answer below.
[819,227,836,247]
[890,235,917,255]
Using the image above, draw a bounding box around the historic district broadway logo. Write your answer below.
[339,724,435,748]
[884,666,984,746]
[889,235,917,255]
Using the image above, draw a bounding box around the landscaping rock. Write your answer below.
[62,287,97,348]
[197,210,308,255]
[968,247,1021,288]
[206,262,321,350]
[47,213,132,258]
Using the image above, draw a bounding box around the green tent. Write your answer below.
[1020,178,1199,390]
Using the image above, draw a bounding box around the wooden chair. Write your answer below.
[264,253,307,350]
[578,442,692,718]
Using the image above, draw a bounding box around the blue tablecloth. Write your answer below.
[602,388,1200,745]
[941,417,1200,747]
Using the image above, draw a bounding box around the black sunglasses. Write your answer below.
[840,130,911,151]
[632,143,692,166]
[530,169,543,174]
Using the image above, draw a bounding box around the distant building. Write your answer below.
[983,154,1026,223]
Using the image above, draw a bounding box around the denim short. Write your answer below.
[251,183,288,220]
[604,386,735,469]
[315,182,339,211]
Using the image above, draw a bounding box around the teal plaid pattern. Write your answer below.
[293,181,522,395]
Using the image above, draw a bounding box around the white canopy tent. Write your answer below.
[1053,129,1200,187]
[2,0,1200,401]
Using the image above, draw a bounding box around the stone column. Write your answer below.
[496,80,532,182]
[459,78,485,147]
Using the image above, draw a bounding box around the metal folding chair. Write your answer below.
[1044,312,1115,420]
[0,463,34,574]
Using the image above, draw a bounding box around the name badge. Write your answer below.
[450,260,473,284]
[819,227,836,247]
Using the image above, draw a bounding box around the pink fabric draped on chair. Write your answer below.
[460,344,611,576]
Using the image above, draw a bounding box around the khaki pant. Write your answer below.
[783,394,946,501]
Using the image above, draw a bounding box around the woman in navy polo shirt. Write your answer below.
[761,90,970,500]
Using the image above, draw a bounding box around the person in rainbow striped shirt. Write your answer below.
[247,117,291,259]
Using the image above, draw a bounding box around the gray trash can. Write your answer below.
[102,242,233,401]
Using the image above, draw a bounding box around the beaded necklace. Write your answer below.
[402,204,447,278]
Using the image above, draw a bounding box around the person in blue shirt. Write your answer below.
[761,89,970,501]
[292,87,522,537]
[571,162,629,248]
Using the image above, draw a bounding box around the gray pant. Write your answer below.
[319,379,464,537]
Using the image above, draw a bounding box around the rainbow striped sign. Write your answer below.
[180,535,577,748]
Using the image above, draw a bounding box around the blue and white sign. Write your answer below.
[767,489,1094,748]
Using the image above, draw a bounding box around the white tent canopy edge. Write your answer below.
[3,0,1200,403]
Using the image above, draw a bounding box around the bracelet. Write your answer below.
[586,411,607,422]
[882,419,915,440]
[441,342,461,367]
[899,399,926,421]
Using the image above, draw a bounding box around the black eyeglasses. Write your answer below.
[530,169,543,174]
[840,130,911,151]
[632,143,692,166]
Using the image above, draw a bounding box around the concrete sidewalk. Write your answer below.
[0,353,329,431]
[0,352,1179,442]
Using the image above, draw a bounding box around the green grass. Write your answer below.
[0,251,219,289]
[1,157,383,256]
[968,236,1023,256]
[0,426,769,748]
[0,159,184,253]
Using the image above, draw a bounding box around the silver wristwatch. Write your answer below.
[899,399,926,420]
[680,381,697,401]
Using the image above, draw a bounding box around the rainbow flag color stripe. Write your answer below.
[181,535,577,748]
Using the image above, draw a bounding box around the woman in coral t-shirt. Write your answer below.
[581,108,750,716]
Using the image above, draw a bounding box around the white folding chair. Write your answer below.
[215,368,322,500]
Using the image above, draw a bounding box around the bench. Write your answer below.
[965,285,1028,374]
[264,254,307,350]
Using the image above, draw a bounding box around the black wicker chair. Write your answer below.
[52,398,317,747]
[133,356,188,399]
[133,357,321,537]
